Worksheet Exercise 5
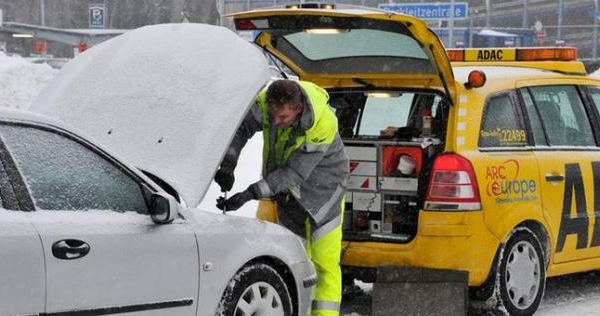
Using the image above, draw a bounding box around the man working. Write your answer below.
[215,79,349,316]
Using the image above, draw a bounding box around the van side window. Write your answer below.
[519,89,547,145]
[479,94,527,148]
[528,85,595,146]
[588,87,600,120]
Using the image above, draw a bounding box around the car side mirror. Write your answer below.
[149,192,180,224]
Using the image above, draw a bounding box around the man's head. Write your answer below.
[266,80,304,128]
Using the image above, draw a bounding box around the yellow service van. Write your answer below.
[231,5,600,315]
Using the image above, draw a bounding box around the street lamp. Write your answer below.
[40,0,45,26]
[594,0,599,60]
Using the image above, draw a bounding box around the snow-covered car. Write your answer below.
[3,24,316,316]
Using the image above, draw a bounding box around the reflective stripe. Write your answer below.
[264,118,278,177]
[312,300,340,312]
[289,185,302,200]
[312,185,344,224]
[304,142,330,153]
[311,214,341,242]
[256,179,273,197]
[250,104,262,123]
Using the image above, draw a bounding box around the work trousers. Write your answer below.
[305,212,343,316]
[256,197,344,316]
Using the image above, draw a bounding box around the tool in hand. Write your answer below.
[222,191,228,214]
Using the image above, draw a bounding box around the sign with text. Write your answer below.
[536,31,546,40]
[89,4,106,29]
[378,3,468,20]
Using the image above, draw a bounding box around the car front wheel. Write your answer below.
[217,263,292,316]
[497,229,546,316]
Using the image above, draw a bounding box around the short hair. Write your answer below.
[266,80,303,110]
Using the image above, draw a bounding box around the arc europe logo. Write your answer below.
[485,159,538,203]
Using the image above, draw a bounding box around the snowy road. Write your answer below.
[537,271,600,316]
[340,270,600,316]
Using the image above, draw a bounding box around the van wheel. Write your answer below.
[218,263,292,316]
[496,230,546,316]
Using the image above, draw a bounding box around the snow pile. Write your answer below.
[0,52,56,109]
[591,67,600,79]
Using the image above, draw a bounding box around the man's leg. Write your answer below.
[307,203,343,316]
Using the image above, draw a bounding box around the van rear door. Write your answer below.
[229,6,456,101]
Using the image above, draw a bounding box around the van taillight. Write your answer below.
[424,153,481,211]
[235,19,257,30]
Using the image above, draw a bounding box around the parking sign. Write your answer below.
[89,4,106,29]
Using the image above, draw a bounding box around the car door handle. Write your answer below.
[52,239,91,260]
[545,174,565,182]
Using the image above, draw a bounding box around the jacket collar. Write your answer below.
[298,85,314,130]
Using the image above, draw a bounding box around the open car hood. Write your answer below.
[31,23,271,207]
[229,6,456,102]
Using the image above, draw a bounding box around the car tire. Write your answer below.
[217,263,293,316]
[496,229,546,316]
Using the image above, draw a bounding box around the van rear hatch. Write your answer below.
[229,6,455,99]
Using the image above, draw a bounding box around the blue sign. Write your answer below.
[89,4,106,29]
[378,3,468,20]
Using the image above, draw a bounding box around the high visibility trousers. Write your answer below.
[306,205,343,316]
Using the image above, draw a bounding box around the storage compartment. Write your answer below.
[344,143,423,242]
[332,90,449,242]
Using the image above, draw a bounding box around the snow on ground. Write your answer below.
[0,53,56,109]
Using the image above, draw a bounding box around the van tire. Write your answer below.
[496,229,546,316]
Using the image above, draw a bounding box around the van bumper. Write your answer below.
[341,211,500,286]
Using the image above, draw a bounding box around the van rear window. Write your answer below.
[283,29,428,61]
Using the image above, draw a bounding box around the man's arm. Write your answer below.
[253,141,330,198]
[214,104,263,193]
[222,104,263,167]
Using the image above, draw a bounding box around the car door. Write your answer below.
[0,122,199,315]
[0,186,44,315]
[519,85,600,263]
[475,92,542,239]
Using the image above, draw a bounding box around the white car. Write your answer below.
[2,24,315,316]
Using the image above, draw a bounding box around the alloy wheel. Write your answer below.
[234,281,285,316]
[505,240,541,310]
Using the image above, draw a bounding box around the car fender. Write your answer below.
[180,208,311,316]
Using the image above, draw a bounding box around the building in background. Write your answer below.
[1,0,600,64]
[221,0,600,61]
[0,0,219,57]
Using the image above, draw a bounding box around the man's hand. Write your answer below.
[379,126,399,138]
[214,166,234,192]
[216,185,258,211]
